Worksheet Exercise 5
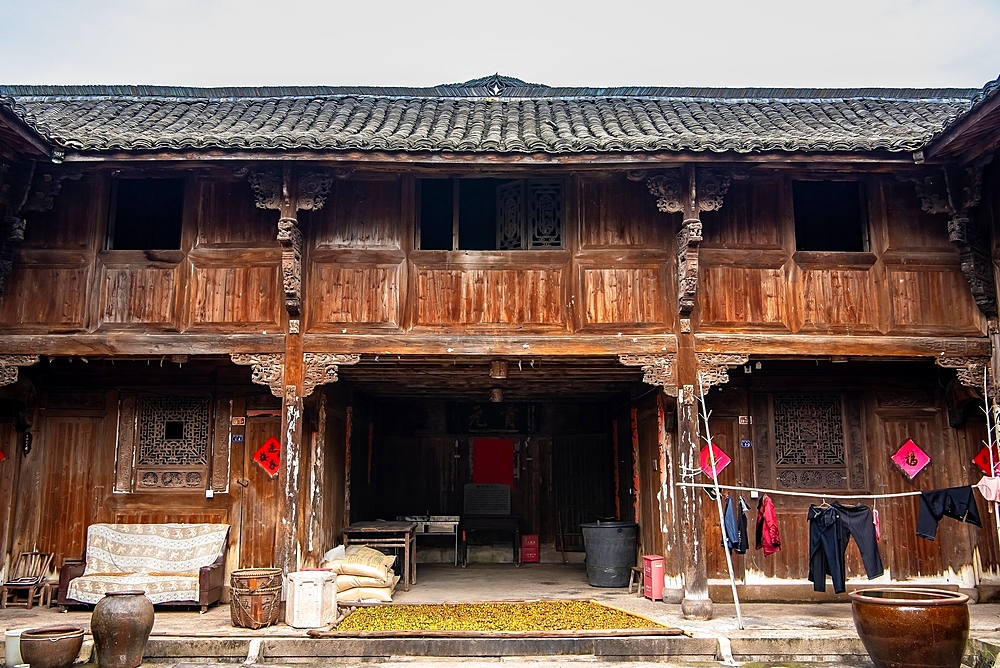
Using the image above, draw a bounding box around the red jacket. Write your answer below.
[755,494,781,556]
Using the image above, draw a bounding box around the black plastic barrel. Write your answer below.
[580,521,638,587]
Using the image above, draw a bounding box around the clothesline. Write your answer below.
[675,482,922,500]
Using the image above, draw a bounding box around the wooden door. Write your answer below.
[238,416,281,568]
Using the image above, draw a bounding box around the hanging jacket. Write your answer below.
[755,494,781,556]
[723,496,740,551]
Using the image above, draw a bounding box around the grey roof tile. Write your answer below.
[0,81,980,155]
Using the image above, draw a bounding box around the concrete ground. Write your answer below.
[2,563,999,666]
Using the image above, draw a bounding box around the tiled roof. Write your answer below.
[0,78,979,156]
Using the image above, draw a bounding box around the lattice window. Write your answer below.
[497,181,524,250]
[528,181,563,248]
[773,394,845,466]
[137,395,211,466]
[766,393,862,491]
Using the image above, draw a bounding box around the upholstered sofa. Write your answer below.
[58,523,230,613]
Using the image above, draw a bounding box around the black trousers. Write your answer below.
[808,503,884,593]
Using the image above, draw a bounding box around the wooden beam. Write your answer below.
[61,148,920,168]
[0,108,52,159]
[0,334,285,356]
[695,333,990,358]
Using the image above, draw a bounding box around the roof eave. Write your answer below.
[0,105,53,159]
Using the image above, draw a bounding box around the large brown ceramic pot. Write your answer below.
[18,625,85,668]
[91,590,155,668]
[849,588,970,668]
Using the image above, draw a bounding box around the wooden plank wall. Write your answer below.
[697,177,986,336]
[0,170,986,338]
[703,365,987,592]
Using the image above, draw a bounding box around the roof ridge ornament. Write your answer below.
[440,74,542,96]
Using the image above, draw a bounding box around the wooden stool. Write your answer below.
[627,566,643,595]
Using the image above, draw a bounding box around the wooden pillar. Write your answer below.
[676,165,711,618]
[275,165,303,576]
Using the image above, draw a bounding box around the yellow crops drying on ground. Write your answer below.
[337,600,665,632]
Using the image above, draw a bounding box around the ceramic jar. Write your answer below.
[91,590,155,668]
[849,587,970,668]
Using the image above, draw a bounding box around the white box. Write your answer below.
[285,570,337,629]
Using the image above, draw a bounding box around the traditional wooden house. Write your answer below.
[1,74,999,617]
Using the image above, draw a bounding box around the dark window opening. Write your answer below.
[418,178,563,250]
[793,181,868,252]
[108,178,184,250]
[164,421,185,440]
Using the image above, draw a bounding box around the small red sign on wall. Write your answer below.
[253,437,281,478]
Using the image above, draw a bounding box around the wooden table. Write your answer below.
[342,521,418,590]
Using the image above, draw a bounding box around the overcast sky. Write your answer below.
[0,0,998,90]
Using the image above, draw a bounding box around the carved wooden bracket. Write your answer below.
[247,167,336,212]
[247,167,334,317]
[696,353,749,390]
[935,356,992,397]
[906,158,997,318]
[632,168,733,317]
[0,355,40,386]
[302,353,360,397]
[277,217,303,316]
[231,353,284,397]
[618,354,678,396]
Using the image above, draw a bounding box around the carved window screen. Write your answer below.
[496,179,563,250]
[115,394,218,493]
[751,392,867,492]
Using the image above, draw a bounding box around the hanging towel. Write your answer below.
[976,476,1000,503]
[916,486,983,540]
[755,494,781,555]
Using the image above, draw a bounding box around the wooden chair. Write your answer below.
[1,552,54,609]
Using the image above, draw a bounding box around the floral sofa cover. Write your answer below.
[60,523,230,612]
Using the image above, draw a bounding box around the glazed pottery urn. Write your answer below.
[849,588,970,668]
[91,590,155,668]
[17,625,85,668]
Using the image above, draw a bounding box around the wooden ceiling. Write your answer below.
[337,356,646,401]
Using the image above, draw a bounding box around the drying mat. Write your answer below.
[309,599,681,636]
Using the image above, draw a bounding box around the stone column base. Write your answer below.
[681,595,713,620]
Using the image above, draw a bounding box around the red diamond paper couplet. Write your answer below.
[974,444,1000,476]
[700,442,731,479]
[891,438,930,480]
[254,436,282,478]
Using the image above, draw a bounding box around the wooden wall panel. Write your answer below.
[313,179,402,250]
[698,266,789,329]
[579,177,663,248]
[22,175,103,251]
[702,179,784,249]
[582,268,665,326]
[29,416,108,565]
[881,180,953,253]
[197,180,276,247]
[414,268,564,326]
[189,264,280,328]
[0,265,89,330]
[309,264,399,327]
[796,268,878,332]
[99,265,177,326]
[110,509,229,524]
[888,268,985,333]
[635,403,663,561]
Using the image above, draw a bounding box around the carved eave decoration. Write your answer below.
[0,355,40,386]
[246,167,337,317]
[935,356,994,399]
[231,353,284,397]
[302,353,360,397]
[629,168,736,316]
[696,353,750,390]
[619,354,677,395]
[906,156,997,318]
